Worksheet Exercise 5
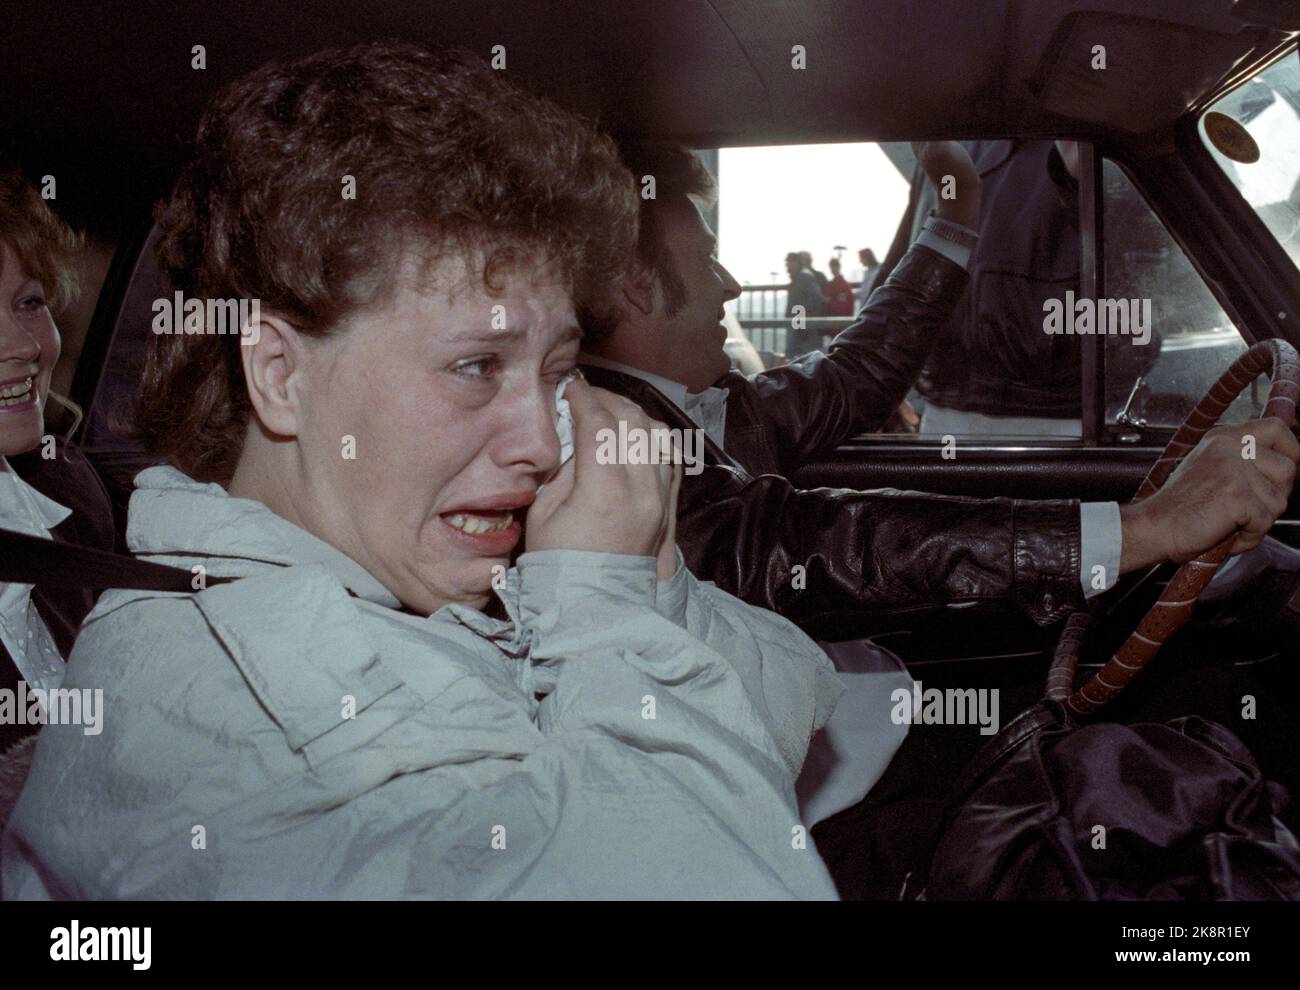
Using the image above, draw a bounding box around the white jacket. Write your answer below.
[3,467,844,899]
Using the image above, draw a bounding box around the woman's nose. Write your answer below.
[495,383,563,475]
[0,310,43,365]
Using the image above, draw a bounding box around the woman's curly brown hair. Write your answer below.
[137,40,638,483]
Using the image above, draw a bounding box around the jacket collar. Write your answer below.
[0,456,73,536]
[579,354,729,447]
[579,354,692,407]
[126,465,402,609]
[578,363,747,476]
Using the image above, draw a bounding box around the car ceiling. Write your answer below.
[3,0,1296,231]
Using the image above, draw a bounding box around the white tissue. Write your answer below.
[555,370,577,466]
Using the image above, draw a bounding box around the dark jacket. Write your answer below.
[582,243,1086,632]
[873,140,1159,419]
[8,440,114,654]
[2,433,115,753]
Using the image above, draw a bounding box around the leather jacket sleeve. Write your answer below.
[724,243,968,477]
[677,460,1086,631]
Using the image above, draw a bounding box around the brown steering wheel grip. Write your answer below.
[1066,338,1300,716]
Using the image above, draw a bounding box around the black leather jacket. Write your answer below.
[582,243,1087,631]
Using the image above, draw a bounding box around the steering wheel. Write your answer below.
[1064,338,1300,716]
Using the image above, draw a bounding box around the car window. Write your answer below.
[1102,159,1265,431]
[716,143,910,368]
[1200,55,1300,273]
[720,140,1271,439]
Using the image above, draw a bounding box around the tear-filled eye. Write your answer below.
[450,355,503,380]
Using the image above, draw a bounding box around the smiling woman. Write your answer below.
[0,171,78,454]
[2,40,845,900]
[0,168,115,762]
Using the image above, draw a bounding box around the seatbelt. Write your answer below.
[0,526,232,592]
[0,527,430,617]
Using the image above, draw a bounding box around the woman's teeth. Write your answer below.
[0,379,33,407]
[445,512,513,535]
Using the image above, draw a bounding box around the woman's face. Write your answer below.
[0,241,61,457]
[281,251,574,615]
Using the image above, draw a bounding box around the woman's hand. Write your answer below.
[912,141,981,229]
[527,380,680,576]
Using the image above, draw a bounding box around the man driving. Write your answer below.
[578,141,1299,629]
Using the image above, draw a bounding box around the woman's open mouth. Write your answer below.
[444,511,515,535]
[0,377,36,413]
[439,497,532,556]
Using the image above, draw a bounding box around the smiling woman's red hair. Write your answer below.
[0,167,82,314]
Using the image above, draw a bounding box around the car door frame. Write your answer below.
[797,41,1300,525]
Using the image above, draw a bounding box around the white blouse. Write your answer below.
[0,457,71,693]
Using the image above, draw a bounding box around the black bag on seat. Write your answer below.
[923,696,1300,900]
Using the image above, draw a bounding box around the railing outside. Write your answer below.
[736,283,790,322]
[736,282,862,356]
[741,318,857,356]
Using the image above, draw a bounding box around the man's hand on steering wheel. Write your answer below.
[1072,342,1299,714]
[1118,417,1299,572]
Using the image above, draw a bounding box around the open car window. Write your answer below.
[719,138,1276,443]
[715,142,910,368]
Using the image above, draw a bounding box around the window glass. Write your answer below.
[717,140,1270,438]
[1200,55,1300,272]
[1102,159,1264,429]
[724,140,1089,438]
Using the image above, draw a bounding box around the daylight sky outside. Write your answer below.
[716,142,911,288]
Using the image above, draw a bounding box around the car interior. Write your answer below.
[5,0,1300,889]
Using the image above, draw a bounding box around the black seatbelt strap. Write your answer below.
[0,527,232,592]
[0,527,427,616]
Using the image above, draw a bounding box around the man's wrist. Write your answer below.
[932,195,980,230]
[1118,501,1164,573]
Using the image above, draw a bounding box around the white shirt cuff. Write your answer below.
[1080,501,1122,598]
[915,221,977,271]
